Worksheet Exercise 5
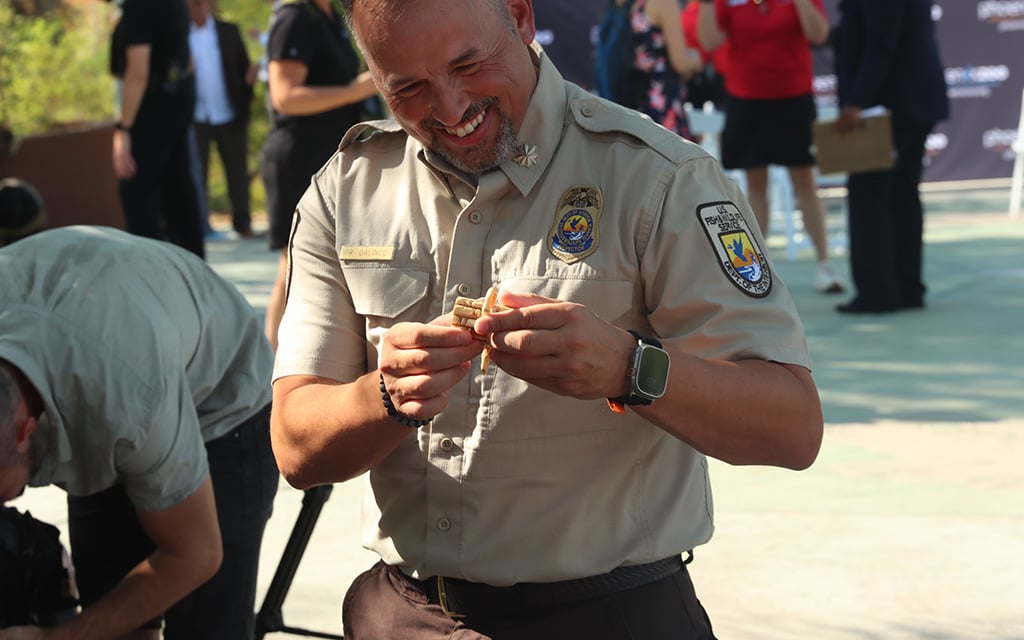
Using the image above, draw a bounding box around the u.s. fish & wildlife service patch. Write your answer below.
[697,201,772,298]
[548,185,602,264]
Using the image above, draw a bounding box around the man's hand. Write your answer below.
[378,318,485,421]
[472,290,635,401]
[835,105,862,135]
[111,131,136,180]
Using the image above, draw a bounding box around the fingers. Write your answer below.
[381,361,472,418]
[379,322,484,418]
[472,290,566,336]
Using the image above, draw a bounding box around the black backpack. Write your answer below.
[593,0,641,106]
[0,506,78,628]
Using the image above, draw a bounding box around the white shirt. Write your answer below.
[189,15,235,125]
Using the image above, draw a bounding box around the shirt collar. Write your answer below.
[190,15,214,34]
[499,42,567,197]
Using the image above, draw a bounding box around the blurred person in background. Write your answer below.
[260,0,378,352]
[623,0,704,138]
[697,0,845,294]
[680,0,729,113]
[832,0,949,313]
[188,0,259,239]
[110,0,205,258]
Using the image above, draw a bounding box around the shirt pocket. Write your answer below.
[341,264,436,330]
[501,276,635,326]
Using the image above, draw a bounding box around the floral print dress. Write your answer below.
[631,0,693,140]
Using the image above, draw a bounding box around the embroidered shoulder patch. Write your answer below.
[696,201,773,298]
[548,185,602,264]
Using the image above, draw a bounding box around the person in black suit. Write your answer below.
[832,0,949,313]
[188,0,257,237]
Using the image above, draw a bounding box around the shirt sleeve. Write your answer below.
[273,156,371,383]
[642,155,812,369]
[118,0,155,48]
[266,5,316,66]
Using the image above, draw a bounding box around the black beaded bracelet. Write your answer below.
[379,373,432,429]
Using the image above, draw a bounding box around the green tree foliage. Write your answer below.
[0,2,116,135]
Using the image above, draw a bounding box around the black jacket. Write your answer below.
[212,19,254,123]
[834,0,949,125]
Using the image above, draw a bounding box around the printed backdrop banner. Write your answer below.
[534,0,1024,184]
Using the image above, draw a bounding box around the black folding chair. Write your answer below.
[254,485,344,639]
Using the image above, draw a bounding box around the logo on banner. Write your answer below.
[944,64,1010,99]
[977,1,1024,31]
[983,127,1020,161]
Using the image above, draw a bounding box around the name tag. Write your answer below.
[339,246,395,261]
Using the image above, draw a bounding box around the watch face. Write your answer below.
[635,345,670,399]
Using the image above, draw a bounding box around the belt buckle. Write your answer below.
[436,576,465,619]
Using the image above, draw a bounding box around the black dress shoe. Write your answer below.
[835,300,900,314]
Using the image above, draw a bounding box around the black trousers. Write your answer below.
[119,106,205,259]
[194,118,252,234]
[845,112,935,308]
[342,561,718,640]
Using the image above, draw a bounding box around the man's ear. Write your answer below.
[508,0,536,46]
[14,415,37,452]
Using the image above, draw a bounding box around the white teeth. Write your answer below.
[448,110,486,138]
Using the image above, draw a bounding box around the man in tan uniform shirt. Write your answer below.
[271,0,824,637]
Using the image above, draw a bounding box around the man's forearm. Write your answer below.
[118,45,151,127]
[272,373,414,488]
[50,552,213,640]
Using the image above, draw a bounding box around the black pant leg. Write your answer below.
[889,114,933,306]
[120,117,173,241]
[193,122,214,199]
[215,119,252,233]
[159,131,206,259]
[846,168,900,307]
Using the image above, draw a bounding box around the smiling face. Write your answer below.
[351,0,538,175]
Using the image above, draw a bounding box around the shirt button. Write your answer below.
[437,517,452,532]
[581,106,594,117]
[439,437,455,452]
[457,283,472,296]
[468,210,482,224]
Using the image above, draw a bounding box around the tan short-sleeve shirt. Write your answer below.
[276,49,811,585]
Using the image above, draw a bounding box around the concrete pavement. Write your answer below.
[11,183,1024,639]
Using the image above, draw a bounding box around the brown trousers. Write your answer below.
[342,561,717,640]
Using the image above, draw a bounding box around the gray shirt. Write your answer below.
[0,226,273,511]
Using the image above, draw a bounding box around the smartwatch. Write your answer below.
[607,330,671,412]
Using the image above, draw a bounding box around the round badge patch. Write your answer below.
[696,201,773,298]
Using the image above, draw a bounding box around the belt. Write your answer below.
[417,554,686,619]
